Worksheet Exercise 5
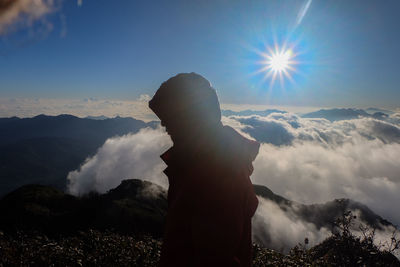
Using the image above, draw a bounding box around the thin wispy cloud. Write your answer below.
[295,0,312,28]
[0,0,56,35]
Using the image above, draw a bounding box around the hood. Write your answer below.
[149,73,221,126]
[161,125,259,176]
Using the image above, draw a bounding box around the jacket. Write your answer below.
[159,125,259,267]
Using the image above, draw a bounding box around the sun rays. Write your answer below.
[255,43,299,88]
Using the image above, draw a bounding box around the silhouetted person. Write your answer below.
[149,73,259,267]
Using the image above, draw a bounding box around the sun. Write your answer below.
[255,44,298,88]
[269,49,292,71]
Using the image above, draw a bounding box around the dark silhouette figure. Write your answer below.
[149,73,259,267]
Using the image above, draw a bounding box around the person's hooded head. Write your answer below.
[149,73,222,142]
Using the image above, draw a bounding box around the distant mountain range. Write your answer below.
[0,179,394,239]
[301,108,390,121]
[221,109,286,117]
[221,108,393,122]
[0,114,156,146]
[365,107,395,115]
[0,113,397,256]
[84,115,109,120]
[0,109,395,196]
[0,115,158,196]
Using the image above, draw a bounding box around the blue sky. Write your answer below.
[1,0,400,109]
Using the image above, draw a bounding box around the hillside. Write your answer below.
[0,114,154,146]
[0,179,399,266]
[0,180,167,237]
[1,180,395,240]
[254,184,392,232]
[0,115,158,196]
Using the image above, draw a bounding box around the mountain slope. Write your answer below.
[0,114,151,146]
[0,137,99,196]
[0,180,398,266]
[302,108,372,121]
[0,179,167,236]
[0,115,158,196]
[0,179,394,237]
[254,185,392,231]
[366,107,395,115]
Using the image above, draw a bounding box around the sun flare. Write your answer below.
[269,50,292,71]
[256,45,298,88]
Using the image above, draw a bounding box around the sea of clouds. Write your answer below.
[223,113,400,223]
[66,110,400,251]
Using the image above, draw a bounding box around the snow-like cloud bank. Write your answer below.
[223,113,400,225]
[67,127,171,195]
[252,197,331,252]
[252,195,400,254]
[0,96,156,122]
[252,140,400,225]
[66,111,400,252]
[226,112,400,146]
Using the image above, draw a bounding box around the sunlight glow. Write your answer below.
[255,44,299,88]
[269,50,292,71]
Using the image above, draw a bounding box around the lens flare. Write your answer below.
[255,44,299,88]
[269,49,292,71]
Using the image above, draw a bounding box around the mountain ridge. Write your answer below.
[0,115,159,196]
[302,108,390,121]
[1,179,399,266]
[0,179,394,237]
[221,109,286,117]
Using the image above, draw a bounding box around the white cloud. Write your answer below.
[67,126,172,195]
[227,114,400,225]
[253,197,330,252]
[251,139,400,225]
[0,0,56,35]
[224,112,400,147]
[65,110,400,252]
[138,94,151,102]
[296,0,312,28]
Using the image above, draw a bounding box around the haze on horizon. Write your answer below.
[1,0,400,116]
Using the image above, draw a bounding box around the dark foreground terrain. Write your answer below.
[0,179,399,266]
[0,229,398,266]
